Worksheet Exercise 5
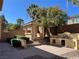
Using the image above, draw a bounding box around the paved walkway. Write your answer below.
[35,45,79,59]
[0,42,79,59]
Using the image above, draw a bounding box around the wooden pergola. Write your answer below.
[0,0,3,11]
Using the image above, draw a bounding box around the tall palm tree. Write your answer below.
[27,4,41,40]
[36,9,48,36]
[71,0,79,6]
[27,4,40,20]
[65,0,79,14]
[27,4,68,41]
[16,18,24,28]
[67,0,79,8]
[0,15,8,30]
[37,7,68,37]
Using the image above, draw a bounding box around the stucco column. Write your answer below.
[77,40,79,50]
[32,22,37,41]
[0,20,3,41]
[38,26,44,39]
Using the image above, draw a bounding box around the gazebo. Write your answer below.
[0,0,3,11]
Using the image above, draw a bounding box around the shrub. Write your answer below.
[7,38,13,44]
[20,37,29,43]
[12,40,21,47]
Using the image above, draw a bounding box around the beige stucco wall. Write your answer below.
[50,38,61,46]
[55,38,61,46]
[24,22,44,41]
[50,37,78,50]
[77,40,79,50]
[65,39,75,48]
[24,21,38,41]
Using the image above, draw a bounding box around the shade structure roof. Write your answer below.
[0,0,3,11]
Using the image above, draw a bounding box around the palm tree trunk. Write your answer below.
[47,27,52,37]
[45,27,50,42]
[66,0,69,13]
[72,0,76,7]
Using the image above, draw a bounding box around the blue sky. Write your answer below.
[1,0,79,23]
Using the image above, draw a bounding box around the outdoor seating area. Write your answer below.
[3,31,79,50]
[50,32,79,50]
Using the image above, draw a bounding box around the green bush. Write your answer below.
[12,40,21,47]
[14,35,30,43]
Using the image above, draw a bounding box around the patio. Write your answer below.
[0,42,79,59]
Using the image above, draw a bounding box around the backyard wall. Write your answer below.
[58,24,79,33]
[50,24,79,35]
[0,16,25,42]
[0,30,9,41]
[0,29,25,42]
[9,29,25,38]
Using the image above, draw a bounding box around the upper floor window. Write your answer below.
[26,27,32,33]
[27,30,31,33]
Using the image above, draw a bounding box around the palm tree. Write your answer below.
[36,7,68,40]
[0,15,8,30]
[67,0,79,8]
[27,4,40,20]
[71,0,79,6]
[27,4,68,41]
[6,23,20,31]
[16,18,24,28]
[27,4,41,40]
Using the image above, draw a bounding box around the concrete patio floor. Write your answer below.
[0,42,79,59]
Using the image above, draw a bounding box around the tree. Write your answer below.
[47,7,67,26]
[27,4,41,40]
[0,15,8,30]
[67,0,79,7]
[47,7,68,35]
[37,7,68,37]
[9,24,19,30]
[27,4,68,42]
[6,23,14,31]
[6,23,20,31]
[27,4,40,20]
[16,18,24,28]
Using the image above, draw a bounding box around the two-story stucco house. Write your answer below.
[23,20,44,41]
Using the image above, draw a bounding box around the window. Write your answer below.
[27,30,31,33]
[76,18,79,23]
[53,39,56,43]
[26,27,32,33]
[61,40,65,46]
